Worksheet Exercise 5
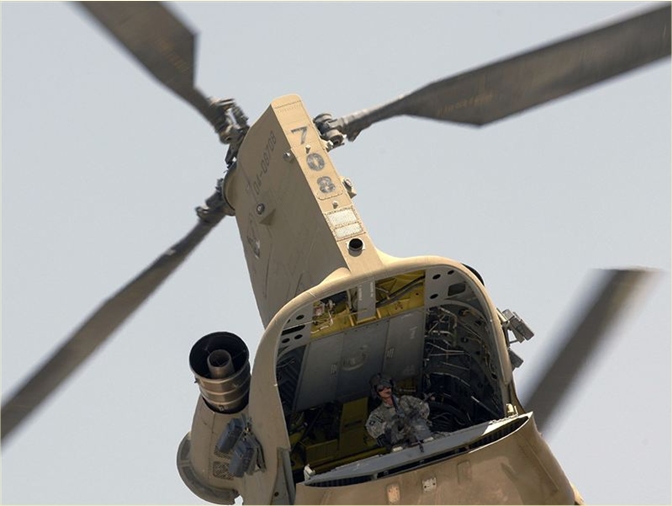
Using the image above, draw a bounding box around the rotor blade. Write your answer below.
[525,269,652,432]
[78,2,219,128]
[1,196,228,442]
[337,4,670,138]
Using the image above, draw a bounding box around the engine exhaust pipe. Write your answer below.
[189,331,250,413]
[208,349,235,378]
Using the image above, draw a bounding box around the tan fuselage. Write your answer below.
[178,95,582,505]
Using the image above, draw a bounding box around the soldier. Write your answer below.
[366,374,431,448]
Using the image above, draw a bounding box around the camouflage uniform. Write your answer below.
[366,395,430,445]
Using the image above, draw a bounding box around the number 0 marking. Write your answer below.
[306,153,325,171]
[291,126,308,145]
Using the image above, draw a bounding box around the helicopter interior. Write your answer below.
[274,266,509,485]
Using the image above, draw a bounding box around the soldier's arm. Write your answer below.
[403,396,430,419]
[366,413,385,439]
[367,414,393,448]
[418,399,430,419]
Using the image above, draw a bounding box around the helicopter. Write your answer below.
[2,1,670,504]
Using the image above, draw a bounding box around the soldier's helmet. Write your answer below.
[369,373,395,399]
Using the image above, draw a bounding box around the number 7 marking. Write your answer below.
[291,126,308,145]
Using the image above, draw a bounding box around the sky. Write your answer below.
[1,2,670,504]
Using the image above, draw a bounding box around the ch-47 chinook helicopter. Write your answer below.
[2,2,670,504]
